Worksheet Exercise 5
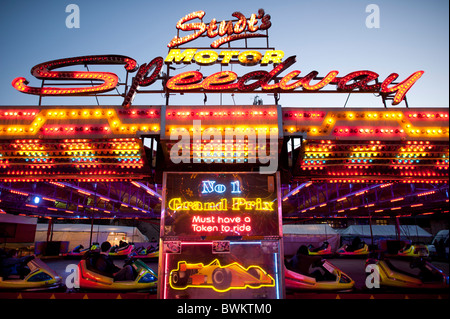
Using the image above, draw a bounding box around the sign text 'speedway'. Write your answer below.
[11,9,424,107]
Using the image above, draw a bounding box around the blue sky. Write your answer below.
[0,0,448,108]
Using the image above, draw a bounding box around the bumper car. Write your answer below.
[365,257,449,289]
[397,244,429,258]
[128,245,159,260]
[109,243,134,258]
[285,258,354,291]
[77,253,157,291]
[0,256,62,291]
[61,243,100,258]
[337,243,369,257]
[307,241,332,256]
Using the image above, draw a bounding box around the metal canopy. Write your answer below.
[0,105,448,220]
[0,180,161,219]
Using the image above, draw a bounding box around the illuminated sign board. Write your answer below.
[10,9,424,107]
[159,172,284,298]
[167,10,272,48]
[162,172,280,239]
[160,240,283,299]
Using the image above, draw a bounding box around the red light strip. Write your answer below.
[417,190,436,196]
[10,190,28,196]
[407,112,448,119]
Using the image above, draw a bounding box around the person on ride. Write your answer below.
[349,236,362,252]
[95,241,134,281]
[0,249,34,279]
[290,245,324,280]
[118,240,128,248]
[73,244,84,253]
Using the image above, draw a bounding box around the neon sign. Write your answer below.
[12,53,424,106]
[191,215,252,233]
[10,9,425,106]
[12,55,138,96]
[164,49,284,66]
[167,10,271,49]
[168,198,273,212]
[164,55,424,105]
[201,180,241,194]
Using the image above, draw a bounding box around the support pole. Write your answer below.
[46,218,53,242]
[89,216,94,247]
[367,198,374,247]
[395,216,401,241]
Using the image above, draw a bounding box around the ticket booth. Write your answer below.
[158,172,284,299]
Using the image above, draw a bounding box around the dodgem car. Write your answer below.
[77,252,157,291]
[337,243,369,257]
[284,258,354,291]
[61,243,100,258]
[109,243,134,258]
[128,245,159,260]
[337,236,369,257]
[397,243,429,258]
[169,259,275,292]
[0,256,62,291]
[365,257,449,290]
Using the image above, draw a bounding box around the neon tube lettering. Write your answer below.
[231,181,242,194]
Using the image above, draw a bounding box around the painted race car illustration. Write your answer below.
[169,259,275,292]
